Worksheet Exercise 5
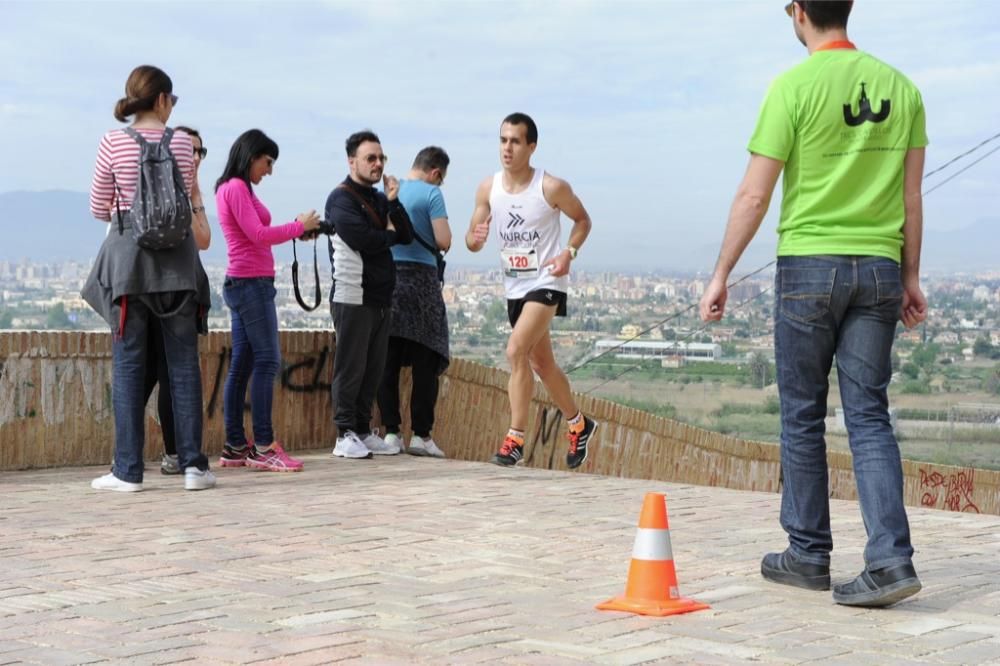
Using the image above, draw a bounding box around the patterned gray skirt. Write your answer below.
[390,262,450,376]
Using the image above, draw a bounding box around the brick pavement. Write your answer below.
[1,453,999,664]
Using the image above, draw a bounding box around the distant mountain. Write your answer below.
[1,190,997,272]
[923,217,1000,272]
[0,190,225,262]
[0,190,104,260]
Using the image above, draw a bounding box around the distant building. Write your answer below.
[661,355,685,368]
[619,324,642,339]
[594,339,722,362]
[973,285,991,302]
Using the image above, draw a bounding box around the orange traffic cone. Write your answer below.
[596,492,709,617]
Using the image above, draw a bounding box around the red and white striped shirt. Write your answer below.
[89,127,195,221]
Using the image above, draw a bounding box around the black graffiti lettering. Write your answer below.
[280,346,332,393]
[205,346,229,419]
[524,405,563,468]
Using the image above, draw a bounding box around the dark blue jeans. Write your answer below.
[774,255,913,571]
[223,277,280,447]
[112,296,207,482]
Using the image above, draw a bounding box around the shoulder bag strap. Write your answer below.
[336,183,386,230]
[292,237,322,312]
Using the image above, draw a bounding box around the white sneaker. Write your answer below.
[333,431,374,459]
[363,431,400,455]
[91,472,142,492]
[408,435,445,458]
[385,432,404,454]
[184,467,217,491]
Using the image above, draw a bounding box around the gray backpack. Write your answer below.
[113,127,192,250]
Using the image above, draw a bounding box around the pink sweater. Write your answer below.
[216,178,304,278]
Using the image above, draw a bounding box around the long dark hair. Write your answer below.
[114,65,173,122]
[215,129,279,193]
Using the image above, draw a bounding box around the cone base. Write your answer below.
[596,594,710,617]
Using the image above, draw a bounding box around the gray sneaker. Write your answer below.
[408,435,445,458]
[363,431,400,455]
[160,453,181,475]
[333,431,374,459]
[184,467,217,491]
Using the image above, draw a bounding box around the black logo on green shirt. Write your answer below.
[843,83,891,126]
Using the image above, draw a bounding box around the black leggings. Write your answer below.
[377,337,442,438]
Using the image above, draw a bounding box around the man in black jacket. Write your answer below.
[322,130,414,459]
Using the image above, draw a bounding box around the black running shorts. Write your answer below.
[507,289,568,327]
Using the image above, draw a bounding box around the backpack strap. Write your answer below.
[158,126,175,149]
[111,127,149,236]
[111,170,125,236]
[121,126,149,147]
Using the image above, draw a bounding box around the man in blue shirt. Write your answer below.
[377,147,452,457]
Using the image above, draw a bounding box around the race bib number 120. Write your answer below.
[501,247,539,279]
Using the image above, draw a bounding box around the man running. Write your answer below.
[465,112,598,469]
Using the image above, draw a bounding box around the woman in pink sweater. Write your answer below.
[215,129,320,472]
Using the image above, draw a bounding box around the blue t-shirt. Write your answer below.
[391,179,447,266]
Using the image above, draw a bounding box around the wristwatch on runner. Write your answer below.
[567,245,579,260]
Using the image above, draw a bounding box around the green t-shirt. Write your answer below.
[748,48,928,262]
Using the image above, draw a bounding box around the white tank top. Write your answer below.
[489,168,567,299]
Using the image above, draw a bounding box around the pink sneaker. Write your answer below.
[245,442,303,472]
[219,441,254,468]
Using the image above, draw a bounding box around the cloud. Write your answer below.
[0,0,997,268]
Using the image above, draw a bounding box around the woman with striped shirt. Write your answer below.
[83,65,214,492]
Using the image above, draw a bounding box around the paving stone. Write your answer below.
[1,453,999,663]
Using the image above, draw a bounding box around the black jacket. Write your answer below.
[322,177,413,307]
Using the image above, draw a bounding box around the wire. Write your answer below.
[923,131,1000,180]
[924,144,1000,196]
[564,129,998,380]
[583,285,773,395]
[566,260,775,375]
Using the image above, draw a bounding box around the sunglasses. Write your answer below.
[169,93,179,106]
[362,153,387,165]
[193,147,208,159]
[784,1,796,17]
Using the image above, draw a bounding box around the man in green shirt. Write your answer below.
[700,0,928,608]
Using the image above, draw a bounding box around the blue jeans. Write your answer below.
[223,277,280,447]
[112,296,207,482]
[774,255,913,571]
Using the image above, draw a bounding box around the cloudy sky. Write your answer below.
[1,0,998,271]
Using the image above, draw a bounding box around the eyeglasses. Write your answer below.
[362,153,387,164]
[784,1,796,17]
[193,147,208,159]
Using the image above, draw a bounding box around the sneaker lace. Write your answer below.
[567,430,580,455]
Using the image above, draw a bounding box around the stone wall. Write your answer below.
[1,330,996,515]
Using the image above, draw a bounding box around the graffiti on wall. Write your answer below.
[205,346,333,419]
[919,467,980,513]
[0,355,114,426]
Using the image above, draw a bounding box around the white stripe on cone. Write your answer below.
[631,527,674,561]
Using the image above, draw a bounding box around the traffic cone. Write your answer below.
[596,492,709,617]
